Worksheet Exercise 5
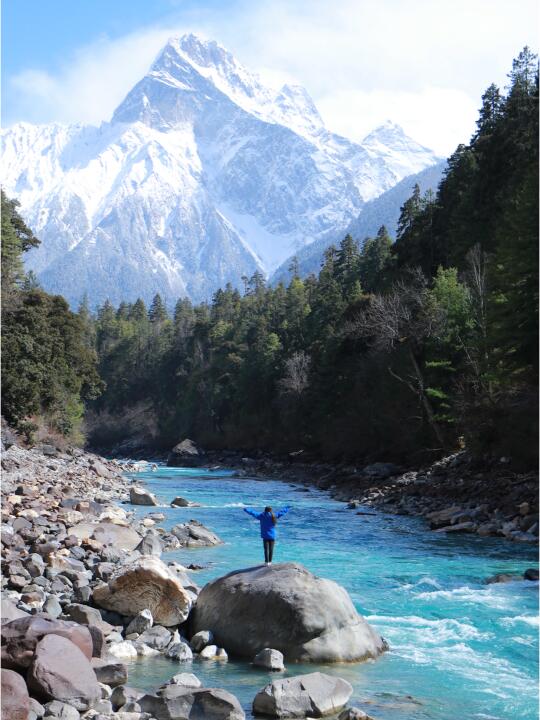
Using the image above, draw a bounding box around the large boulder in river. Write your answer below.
[192,563,387,662]
[27,634,100,710]
[167,439,204,467]
[130,486,158,506]
[93,555,191,626]
[171,519,222,547]
[253,672,352,718]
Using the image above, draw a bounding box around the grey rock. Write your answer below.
[338,708,374,720]
[170,497,201,508]
[27,634,100,710]
[135,532,162,556]
[43,701,80,720]
[165,642,193,662]
[167,439,202,468]
[1,596,29,623]
[43,597,63,619]
[253,648,284,671]
[129,487,158,507]
[126,609,153,635]
[253,672,352,718]
[106,641,138,660]
[139,687,244,720]
[91,658,128,687]
[170,520,222,548]
[163,673,201,690]
[190,630,213,652]
[111,685,145,711]
[137,625,172,650]
[93,700,113,714]
[65,603,103,626]
[193,563,387,662]
[68,522,141,553]
[88,625,106,659]
[30,698,46,719]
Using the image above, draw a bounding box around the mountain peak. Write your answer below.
[177,32,234,68]
[362,121,408,143]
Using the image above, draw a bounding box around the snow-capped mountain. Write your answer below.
[1,34,440,307]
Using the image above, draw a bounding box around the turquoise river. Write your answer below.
[123,466,539,719]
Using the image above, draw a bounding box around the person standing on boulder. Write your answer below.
[243,505,291,565]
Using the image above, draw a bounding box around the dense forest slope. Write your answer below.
[2,49,537,468]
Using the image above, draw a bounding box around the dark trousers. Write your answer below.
[263,539,275,562]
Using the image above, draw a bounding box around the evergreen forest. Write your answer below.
[2,49,538,467]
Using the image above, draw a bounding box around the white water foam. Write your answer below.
[414,585,516,610]
[393,641,534,701]
[366,614,493,643]
[500,614,540,628]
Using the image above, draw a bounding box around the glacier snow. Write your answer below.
[1,34,441,307]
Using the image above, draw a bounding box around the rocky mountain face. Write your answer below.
[272,161,447,283]
[1,34,440,307]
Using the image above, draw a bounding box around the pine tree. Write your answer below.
[148,293,168,324]
[360,225,392,292]
[335,234,362,301]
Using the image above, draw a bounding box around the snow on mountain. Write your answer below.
[0,33,441,307]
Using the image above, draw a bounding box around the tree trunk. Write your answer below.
[407,344,446,449]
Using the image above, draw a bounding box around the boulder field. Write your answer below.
[0,438,385,720]
[192,563,388,662]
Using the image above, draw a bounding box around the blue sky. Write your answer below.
[2,0,538,155]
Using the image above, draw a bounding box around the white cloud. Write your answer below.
[317,87,479,156]
[8,28,175,125]
[4,0,538,156]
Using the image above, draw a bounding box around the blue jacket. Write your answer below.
[244,507,291,540]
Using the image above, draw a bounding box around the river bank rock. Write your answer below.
[1,669,31,720]
[192,563,387,662]
[167,439,205,468]
[1,616,94,669]
[93,556,192,626]
[252,672,353,718]
[27,634,101,710]
[139,686,245,720]
[129,486,158,506]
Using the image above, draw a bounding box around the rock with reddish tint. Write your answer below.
[27,634,100,710]
[1,615,93,669]
[1,669,31,720]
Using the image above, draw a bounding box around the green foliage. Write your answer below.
[1,193,102,443]
[6,51,532,465]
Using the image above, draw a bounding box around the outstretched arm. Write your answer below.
[244,508,262,519]
[276,506,291,519]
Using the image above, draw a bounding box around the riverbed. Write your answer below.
[124,466,538,719]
